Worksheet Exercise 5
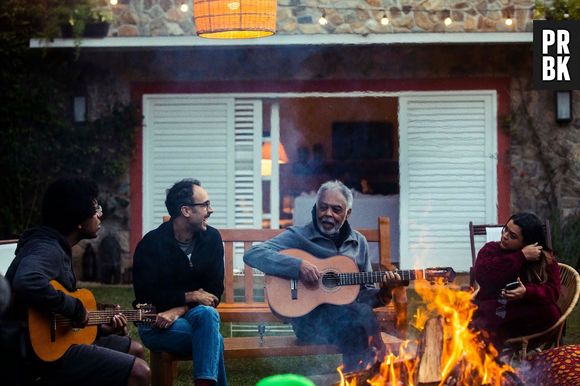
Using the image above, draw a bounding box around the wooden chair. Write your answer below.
[504,263,580,359]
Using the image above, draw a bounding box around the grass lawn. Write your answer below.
[89,285,580,386]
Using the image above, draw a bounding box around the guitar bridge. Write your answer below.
[290,279,298,300]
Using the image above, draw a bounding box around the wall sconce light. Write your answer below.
[261,142,288,177]
[555,90,572,123]
[73,80,87,123]
[73,96,87,123]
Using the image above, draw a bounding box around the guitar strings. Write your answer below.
[51,310,155,326]
[335,269,426,284]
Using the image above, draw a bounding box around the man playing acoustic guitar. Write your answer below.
[4,177,150,386]
[244,180,402,373]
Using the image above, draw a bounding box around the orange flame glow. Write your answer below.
[337,280,514,386]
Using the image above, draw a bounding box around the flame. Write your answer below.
[337,280,514,386]
[337,365,356,386]
[411,307,428,331]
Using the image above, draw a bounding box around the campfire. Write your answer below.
[336,280,519,386]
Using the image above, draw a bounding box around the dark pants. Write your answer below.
[34,335,135,386]
[291,302,381,372]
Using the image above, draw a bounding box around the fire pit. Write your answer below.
[334,281,525,386]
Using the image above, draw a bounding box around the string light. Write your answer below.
[380,11,389,26]
[275,1,530,28]
[105,1,531,29]
[318,9,328,25]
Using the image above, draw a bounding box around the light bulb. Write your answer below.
[319,16,328,25]
[228,2,240,10]
[505,17,513,26]
[110,0,118,5]
[444,17,452,26]
[180,3,189,12]
[380,16,389,26]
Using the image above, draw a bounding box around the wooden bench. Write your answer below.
[151,217,407,386]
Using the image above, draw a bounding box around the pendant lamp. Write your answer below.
[193,0,277,39]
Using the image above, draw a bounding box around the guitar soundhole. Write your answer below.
[321,272,340,289]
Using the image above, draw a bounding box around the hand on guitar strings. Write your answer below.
[97,303,129,336]
[299,260,321,285]
[100,310,129,336]
[71,298,89,328]
[378,271,402,304]
[381,271,402,284]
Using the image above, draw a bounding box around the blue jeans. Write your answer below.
[138,306,227,385]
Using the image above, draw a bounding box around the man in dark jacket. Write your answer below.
[4,176,150,386]
[132,178,227,386]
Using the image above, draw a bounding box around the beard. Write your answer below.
[317,217,342,236]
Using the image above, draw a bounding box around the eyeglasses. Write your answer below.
[184,200,212,210]
[95,205,103,217]
[501,226,520,240]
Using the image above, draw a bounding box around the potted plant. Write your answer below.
[59,0,113,39]
[38,0,112,45]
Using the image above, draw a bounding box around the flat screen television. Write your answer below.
[332,121,393,160]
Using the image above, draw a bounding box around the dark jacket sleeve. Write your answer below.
[203,231,225,303]
[11,241,81,319]
[243,229,303,279]
[132,236,186,311]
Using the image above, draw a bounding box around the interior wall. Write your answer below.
[280,97,399,165]
[278,97,399,224]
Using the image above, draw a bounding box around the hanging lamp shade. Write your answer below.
[193,0,277,39]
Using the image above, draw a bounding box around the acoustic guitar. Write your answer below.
[265,249,456,318]
[28,280,156,362]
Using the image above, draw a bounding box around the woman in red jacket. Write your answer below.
[472,212,561,349]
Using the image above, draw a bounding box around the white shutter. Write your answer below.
[399,92,497,271]
[232,99,263,272]
[234,99,262,228]
[142,95,262,235]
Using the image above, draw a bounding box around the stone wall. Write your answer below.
[510,86,580,221]
[73,175,133,283]
[108,0,536,37]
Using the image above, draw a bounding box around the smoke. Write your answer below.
[513,351,558,386]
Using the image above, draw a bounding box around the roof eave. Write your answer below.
[29,32,533,49]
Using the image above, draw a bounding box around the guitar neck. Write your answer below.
[337,269,425,286]
[62,310,150,326]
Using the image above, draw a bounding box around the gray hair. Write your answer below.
[316,180,353,209]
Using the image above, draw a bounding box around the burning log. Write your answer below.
[413,317,525,386]
[334,283,531,386]
[417,317,444,384]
